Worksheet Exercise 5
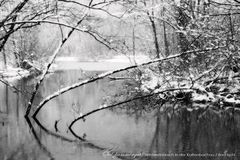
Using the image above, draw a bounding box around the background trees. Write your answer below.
[0,0,120,69]
[1,1,240,151]
[0,0,239,81]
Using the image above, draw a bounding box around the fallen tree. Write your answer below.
[32,46,224,118]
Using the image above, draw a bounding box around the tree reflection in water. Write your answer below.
[106,92,240,160]
[1,70,240,160]
[35,70,240,159]
[25,117,54,160]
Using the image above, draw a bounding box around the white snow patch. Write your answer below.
[0,67,30,80]
[224,97,240,104]
[194,84,207,92]
[141,69,160,92]
[187,108,193,112]
[55,57,80,62]
[192,92,210,102]
[207,92,215,101]
[142,76,159,90]
[99,104,107,109]
[103,55,150,64]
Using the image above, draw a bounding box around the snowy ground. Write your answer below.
[53,55,151,71]
[138,68,240,108]
[0,66,30,81]
[100,55,150,64]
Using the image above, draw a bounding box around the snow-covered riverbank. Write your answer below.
[139,68,240,109]
[0,67,30,81]
[53,55,151,71]
[0,61,42,81]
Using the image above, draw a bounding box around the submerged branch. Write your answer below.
[68,87,190,136]
[32,110,136,160]
[33,117,77,143]
[33,115,108,151]
[25,13,87,117]
[25,117,54,160]
[32,46,224,118]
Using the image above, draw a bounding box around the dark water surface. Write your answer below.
[0,68,240,160]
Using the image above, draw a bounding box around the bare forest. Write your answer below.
[0,0,240,160]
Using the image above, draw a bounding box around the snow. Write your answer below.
[194,84,207,92]
[55,55,151,64]
[187,108,193,112]
[48,63,58,71]
[141,75,159,91]
[55,57,80,62]
[0,66,30,80]
[207,92,215,100]
[224,97,240,104]
[192,92,210,102]
[102,55,150,64]
[99,104,107,109]
[192,103,208,108]
[140,69,160,92]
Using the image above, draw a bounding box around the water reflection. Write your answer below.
[0,81,49,160]
[0,70,240,160]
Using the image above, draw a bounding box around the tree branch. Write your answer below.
[25,117,54,159]
[25,13,87,117]
[68,87,190,136]
[58,0,124,18]
[32,46,224,118]
[3,20,86,32]
[33,115,108,151]
[3,20,115,50]
[191,60,223,86]
[0,0,29,27]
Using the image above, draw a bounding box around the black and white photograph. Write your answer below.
[0,0,240,159]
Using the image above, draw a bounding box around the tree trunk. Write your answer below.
[144,0,161,59]
[162,6,169,57]
[0,16,18,69]
[149,17,161,58]
[2,48,7,69]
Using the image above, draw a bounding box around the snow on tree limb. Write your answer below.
[25,13,87,117]
[68,87,190,136]
[32,46,224,118]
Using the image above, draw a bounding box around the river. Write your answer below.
[0,61,240,160]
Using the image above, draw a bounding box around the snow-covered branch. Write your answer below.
[32,46,223,118]
[25,13,87,117]
[68,87,190,135]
